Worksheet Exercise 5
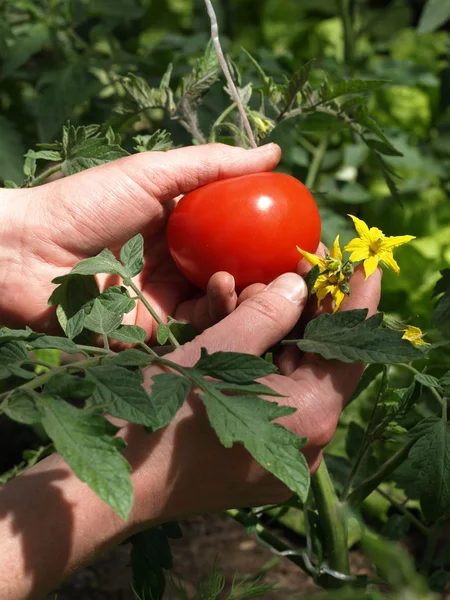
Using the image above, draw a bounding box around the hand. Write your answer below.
[0,143,281,336]
[125,265,381,525]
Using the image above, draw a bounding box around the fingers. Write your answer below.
[168,273,308,367]
[289,267,382,423]
[174,272,237,332]
[37,143,281,257]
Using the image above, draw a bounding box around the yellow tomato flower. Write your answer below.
[297,236,347,312]
[401,325,429,347]
[344,215,415,279]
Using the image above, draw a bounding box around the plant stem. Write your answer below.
[204,0,257,148]
[347,438,418,508]
[226,508,316,577]
[210,102,237,142]
[140,342,159,358]
[30,164,63,187]
[127,280,180,348]
[305,134,328,190]
[337,0,354,69]
[0,357,104,406]
[311,461,350,577]
[375,488,429,536]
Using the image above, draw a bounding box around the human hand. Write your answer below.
[0,143,281,336]
[124,264,381,527]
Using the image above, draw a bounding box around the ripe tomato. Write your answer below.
[167,172,321,291]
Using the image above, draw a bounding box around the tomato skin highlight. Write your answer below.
[167,172,321,291]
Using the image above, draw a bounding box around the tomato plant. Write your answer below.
[167,172,321,290]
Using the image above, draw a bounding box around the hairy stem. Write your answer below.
[204,0,257,148]
[29,164,63,187]
[305,134,328,190]
[376,488,429,536]
[127,280,180,348]
[347,438,418,508]
[312,461,350,577]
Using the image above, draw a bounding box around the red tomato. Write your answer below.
[167,172,321,291]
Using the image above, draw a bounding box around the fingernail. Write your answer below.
[265,273,307,305]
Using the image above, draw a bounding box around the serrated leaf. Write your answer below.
[44,373,95,400]
[282,59,315,113]
[120,234,144,278]
[28,335,79,354]
[133,131,174,153]
[157,323,170,345]
[40,396,132,519]
[200,388,309,500]
[296,310,424,364]
[0,341,31,379]
[84,286,135,316]
[108,349,155,368]
[414,372,442,391]
[365,138,403,157]
[121,73,176,113]
[109,325,146,344]
[0,115,25,184]
[48,274,99,340]
[145,373,192,431]
[84,299,123,335]
[322,79,387,103]
[87,365,156,426]
[408,417,450,520]
[25,149,63,162]
[61,139,129,176]
[195,349,277,383]
[418,0,450,33]
[68,249,125,278]
[0,327,38,344]
[3,390,42,424]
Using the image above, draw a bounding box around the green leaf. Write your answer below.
[281,59,315,112]
[1,23,49,79]
[365,138,404,157]
[211,381,283,397]
[40,396,132,520]
[168,319,197,345]
[85,286,135,316]
[195,349,277,383]
[61,139,129,176]
[296,310,424,364]
[48,274,99,340]
[109,325,147,344]
[121,73,176,113]
[44,373,95,400]
[133,131,174,152]
[68,249,126,278]
[145,373,192,431]
[200,388,310,501]
[408,418,450,520]
[84,299,124,335]
[432,269,450,335]
[120,234,144,278]
[414,372,443,391]
[156,323,170,345]
[322,79,388,103]
[108,349,155,368]
[0,341,31,379]
[418,0,450,33]
[304,265,320,299]
[130,526,177,600]
[28,335,79,354]
[0,116,25,184]
[0,327,38,344]
[87,365,156,426]
[25,149,63,162]
[178,40,220,109]
[3,390,42,424]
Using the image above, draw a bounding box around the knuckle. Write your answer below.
[244,294,286,332]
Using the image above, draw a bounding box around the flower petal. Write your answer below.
[330,235,342,260]
[297,246,323,268]
[363,255,379,279]
[378,250,400,274]
[348,214,371,243]
[344,238,370,263]
[332,288,346,312]
[381,235,416,251]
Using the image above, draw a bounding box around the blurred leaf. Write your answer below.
[418,0,450,34]
[0,116,25,184]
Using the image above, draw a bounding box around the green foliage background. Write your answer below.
[2,0,450,597]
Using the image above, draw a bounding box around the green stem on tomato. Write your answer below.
[305,134,328,190]
[375,488,430,536]
[346,438,418,509]
[311,461,350,577]
[210,102,237,142]
[30,164,63,187]
[337,0,355,69]
[126,280,180,349]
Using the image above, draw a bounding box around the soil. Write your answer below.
[53,513,373,599]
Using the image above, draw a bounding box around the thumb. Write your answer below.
[37,143,281,256]
[169,272,308,367]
